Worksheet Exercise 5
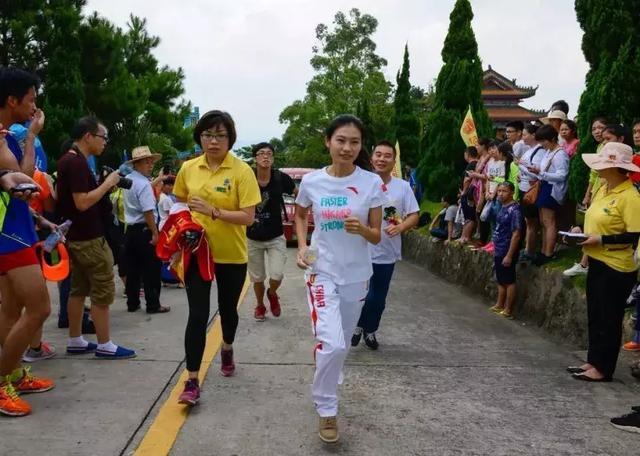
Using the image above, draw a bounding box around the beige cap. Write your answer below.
[540,110,568,124]
[126,146,161,164]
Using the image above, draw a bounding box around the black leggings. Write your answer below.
[586,257,637,378]
[184,259,247,372]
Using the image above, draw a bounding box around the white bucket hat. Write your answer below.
[540,110,568,124]
[581,142,640,173]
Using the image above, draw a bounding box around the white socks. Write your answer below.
[97,340,117,353]
[68,336,88,348]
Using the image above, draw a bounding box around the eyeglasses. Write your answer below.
[200,132,228,142]
[93,133,109,142]
[505,129,517,134]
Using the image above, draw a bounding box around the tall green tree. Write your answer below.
[393,45,421,166]
[1,4,192,168]
[568,0,640,201]
[417,0,491,200]
[279,9,392,168]
[36,1,86,161]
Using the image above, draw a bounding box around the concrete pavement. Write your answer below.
[3,248,640,455]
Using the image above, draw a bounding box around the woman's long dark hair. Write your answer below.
[497,141,514,181]
[325,114,370,170]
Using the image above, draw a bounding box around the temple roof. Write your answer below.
[487,106,547,122]
[482,66,538,99]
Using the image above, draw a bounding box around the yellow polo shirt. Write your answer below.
[174,153,261,264]
[583,179,640,272]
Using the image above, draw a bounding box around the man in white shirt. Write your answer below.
[506,121,527,160]
[123,146,169,314]
[351,141,420,350]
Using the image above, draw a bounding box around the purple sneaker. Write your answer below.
[220,348,235,377]
[178,378,200,406]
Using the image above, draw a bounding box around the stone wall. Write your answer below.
[402,231,596,348]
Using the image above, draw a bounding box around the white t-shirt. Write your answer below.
[296,166,385,285]
[158,192,175,230]
[370,177,420,264]
[485,159,506,195]
[512,140,528,160]
[518,145,545,192]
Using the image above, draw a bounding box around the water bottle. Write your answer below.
[303,244,318,268]
[43,220,72,252]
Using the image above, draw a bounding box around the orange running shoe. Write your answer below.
[623,341,640,352]
[0,380,31,417]
[12,367,55,394]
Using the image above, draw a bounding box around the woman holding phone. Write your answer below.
[566,142,640,382]
[295,114,383,443]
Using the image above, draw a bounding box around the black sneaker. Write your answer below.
[351,328,362,347]
[533,253,555,267]
[82,319,96,335]
[363,332,379,350]
[610,410,640,434]
[632,406,640,412]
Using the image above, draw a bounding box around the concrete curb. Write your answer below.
[402,231,634,349]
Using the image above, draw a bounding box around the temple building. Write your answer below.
[482,66,546,136]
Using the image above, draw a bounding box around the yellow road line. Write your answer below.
[134,276,250,456]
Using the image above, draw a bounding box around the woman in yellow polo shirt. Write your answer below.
[173,110,261,405]
[567,142,640,382]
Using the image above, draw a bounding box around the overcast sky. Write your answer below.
[86,0,588,147]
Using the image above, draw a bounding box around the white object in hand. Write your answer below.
[303,245,318,266]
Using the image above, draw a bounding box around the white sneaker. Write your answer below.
[563,263,588,277]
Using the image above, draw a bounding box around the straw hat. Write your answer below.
[581,142,640,172]
[126,146,161,164]
[540,110,568,124]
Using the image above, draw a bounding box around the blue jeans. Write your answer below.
[357,263,396,333]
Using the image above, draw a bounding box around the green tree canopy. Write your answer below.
[279,9,393,168]
[568,0,640,201]
[0,3,192,169]
[417,0,491,200]
[393,44,422,166]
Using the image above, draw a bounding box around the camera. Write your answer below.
[101,166,133,190]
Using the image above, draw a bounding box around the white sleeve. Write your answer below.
[370,177,385,208]
[138,183,157,213]
[403,182,420,216]
[295,177,312,208]
[160,195,173,212]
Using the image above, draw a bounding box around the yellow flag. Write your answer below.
[392,140,403,178]
[460,106,479,147]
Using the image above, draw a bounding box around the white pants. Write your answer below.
[305,272,368,417]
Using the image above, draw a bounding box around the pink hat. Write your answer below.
[581,142,640,172]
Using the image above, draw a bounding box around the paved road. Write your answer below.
[4,249,640,455]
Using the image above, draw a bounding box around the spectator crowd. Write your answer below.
[1,65,639,439]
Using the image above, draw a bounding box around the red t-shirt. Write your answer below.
[631,154,640,184]
[56,150,110,241]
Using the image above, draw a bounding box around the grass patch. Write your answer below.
[420,198,442,219]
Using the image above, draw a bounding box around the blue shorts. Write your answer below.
[536,180,560,210]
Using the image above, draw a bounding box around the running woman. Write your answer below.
[351,140,419,350]
[173,110,261,406]
[295,115,383,443]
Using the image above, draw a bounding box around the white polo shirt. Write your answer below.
[124,170,158,225]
